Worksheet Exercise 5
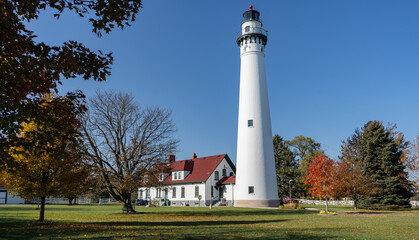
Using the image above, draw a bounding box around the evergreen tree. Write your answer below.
[273,135,300,203]
[359,121,412,209]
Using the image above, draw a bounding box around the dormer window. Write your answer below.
[159,173,165,181]
[172,171,184,181]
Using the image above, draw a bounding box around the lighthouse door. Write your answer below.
[218,188,224,201]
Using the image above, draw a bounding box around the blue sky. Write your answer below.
[27,0,419,162]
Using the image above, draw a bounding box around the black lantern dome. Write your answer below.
[243,5,261,22]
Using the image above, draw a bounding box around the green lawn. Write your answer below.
[0,204,418,239]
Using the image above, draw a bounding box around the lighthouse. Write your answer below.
[234,6,279,207]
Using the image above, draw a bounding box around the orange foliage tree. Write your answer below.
[304,153,338,212]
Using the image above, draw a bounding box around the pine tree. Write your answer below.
[359,121,412,209]
[273,135,300,203]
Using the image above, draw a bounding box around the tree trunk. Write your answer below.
[353,199,358,210]
[325,199,329,213]
[68,198,74,205]
[39,196,46,222]
[122,193,135,213]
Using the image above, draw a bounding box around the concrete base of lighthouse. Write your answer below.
[234,200,280,208]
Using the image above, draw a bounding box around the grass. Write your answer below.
[0,204,418,239]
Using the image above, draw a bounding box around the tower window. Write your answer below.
[248,120,254,127]
[248,186,254,194]
[245,26,250,32]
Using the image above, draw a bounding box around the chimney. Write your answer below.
[192,153,197,159]
[168,155,175,163]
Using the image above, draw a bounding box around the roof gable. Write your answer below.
[162,154,232,184]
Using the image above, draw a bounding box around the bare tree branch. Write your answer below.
[81,90,178,212]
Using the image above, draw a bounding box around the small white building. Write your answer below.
[138,154,236,206]
[0,183,25,204]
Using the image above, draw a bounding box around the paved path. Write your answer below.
[305,207,320,211]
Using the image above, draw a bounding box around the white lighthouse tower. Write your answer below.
[234,5,279,207]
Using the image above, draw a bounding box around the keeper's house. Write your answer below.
[138,154,236,206]
[0,182,25,204]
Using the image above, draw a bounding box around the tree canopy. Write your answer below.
[0,0,143,165]
[303,152,338,212]
[0,94,88,221]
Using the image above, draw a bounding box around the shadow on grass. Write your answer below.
[89,218,287,227]
[141,208,317,217]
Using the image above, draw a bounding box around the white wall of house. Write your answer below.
[0,190,25,204]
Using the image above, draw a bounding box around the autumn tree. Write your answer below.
[358,121,412,209]
[1,0,143,166]
[304,153,338,213]
[273,135,300,203]
[82,90,178,213]
[60,162,92,205]
[0,95,88,221]
[336,132,379,209]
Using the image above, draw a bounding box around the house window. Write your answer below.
[222,169,227,177]
[139,190,143,199]
[157,189,161,198]
[181,187,185,198]
[195,186,199,198]
[172,187,176,198]
[245,26,250,32]
[214,171,219,181]
[146,189,150,198]
[159,173,165,181]
[248,186,254,194]
[248,119,253,127]
[230,172,234,176]
[211,186,214,197]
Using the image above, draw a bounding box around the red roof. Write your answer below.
[160,154,231,184]
[217,176,236,185]
[170,159,194,171]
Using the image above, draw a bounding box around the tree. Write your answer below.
[303,153,338,213]
[60,162,92,205]
[336,130,377,209]
[1,0,143,166]
[412,137,419,194]
[82,90,178,213]
[358,121,412,209]
[0,95,88,221]
[273,135,300,203]
[289,135,321,177]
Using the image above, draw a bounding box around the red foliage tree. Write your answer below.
[304,153,338,212]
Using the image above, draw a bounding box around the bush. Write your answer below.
[278,202,304,210]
